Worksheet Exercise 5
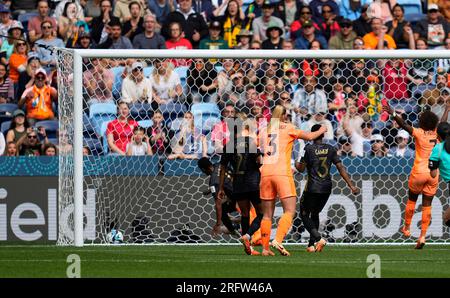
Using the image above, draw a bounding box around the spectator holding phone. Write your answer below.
[126,126,153,156]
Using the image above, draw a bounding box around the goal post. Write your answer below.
[56,49,450,247]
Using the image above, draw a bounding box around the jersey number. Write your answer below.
[268,133,277,156]
[317,157,329,178]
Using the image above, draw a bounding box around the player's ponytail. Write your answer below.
[267,105,286,134]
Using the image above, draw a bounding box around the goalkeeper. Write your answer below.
[198,157,238,236]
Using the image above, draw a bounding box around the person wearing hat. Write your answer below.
[18,68,57,126]
[16,52,42,103]
[28,0,58,43]
[414,3,449,48]
[370,133,388,157]
[388,129,414,158]
[309,0,340,23]
[5,109,30,144]
[262,25,284,49]
[96,18,133,49]
[0,22,25,63]
[0,4,14,41]
[329,18,357,49]
[199,20,229,49]
[294,19,328,49]
[121,61,154,105]
[252,0,284,42]
[234,29,252,49]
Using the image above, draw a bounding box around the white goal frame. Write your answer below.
[70,49,450,247]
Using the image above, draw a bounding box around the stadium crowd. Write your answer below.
[0,0,448,159]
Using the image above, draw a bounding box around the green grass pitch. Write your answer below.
[0,245,449,278]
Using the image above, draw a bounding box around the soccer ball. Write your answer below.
[107,229,124,244]
[444,208,450,227]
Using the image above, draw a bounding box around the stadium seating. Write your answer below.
[0,103,19,115]
[175,66,189,87]
[84,137,104,156]
[34,120,59,139]
[191,103,221,134]
[100,121,111,154]
[137,119,153,128]
[1,120,10,135]
[111,66,125,100]
[89,103,117,136]
[168,117,184,132]
[143,66,153,77]
[83,112,96,138]
[160,102,187,122]
[129,102,153,120]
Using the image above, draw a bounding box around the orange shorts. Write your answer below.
[408,172,438,196]
[260,175,297,200]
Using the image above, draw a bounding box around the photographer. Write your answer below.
[16,126,49,156]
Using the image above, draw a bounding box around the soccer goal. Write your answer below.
[56,49,450,246]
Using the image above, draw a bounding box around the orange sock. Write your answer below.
[421,206,432,238]
[275,212,294,244]
[249,207,256,224]
[261,218,272,250]
[404,200,416,229]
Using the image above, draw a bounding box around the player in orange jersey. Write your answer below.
[383,104,440,249]
[258,105,327,256]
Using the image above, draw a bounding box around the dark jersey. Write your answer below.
[301,143,341,194]
[220,136,261,194]
[209,163,233,198]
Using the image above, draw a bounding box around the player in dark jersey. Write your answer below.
[296,124,359,252]
[218,116,263,256]
[198,157,238,237]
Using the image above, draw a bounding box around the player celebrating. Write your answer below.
[198,157,239,237]
[259,105,327,256]
[383,104,440,249]
[296,124,359,252]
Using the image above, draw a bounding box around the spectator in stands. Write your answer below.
[114,0,133,22]
[306,110,334,141]
[217,58,237,100]
[90,0,120,44]
[353,36,365,49]
[414,3,450,49]
[64,20,91,48]
[133,14,166,49]
[274,0,302,34]
[388,129,414,158]
[336,102,363,140]
[148,0,176,28]
[43,142,57,156]
[123,1,144,43]
[385,4,410,49]
[1,23,24,64]
[329,18,356,49]
[370,133,389,157]
[126,126,153,156]
[58,1,84,43]
[244,0,264,26]
[294,20,328,49]
[420,71,448,106]
[5,109,30,143]
[96,18,133,49]
[73,30,94,49]
[431,87,450,121]
[0,4,20,43]
[17,52,41,102]
[162,0,209,49]
[316,4,341,41]
[9,40,29,98]
[17,126,49,156]
[186,59,218,103]
[149,59,183,105]
[343,119,373,157]
[339,0,372,21]
[224,71,247,110]
[292,75,327,116]
[82,145,91,156]
[9,0,39,18]
[233,28,252,49]
[284,68,300,97]
[336,135,354,157]
[53,0,84,20]
[367,0,394,24]
[35,20,65,73]
[352,4,372,38]
[211,103,235,153]
[213,0,244,48]
[165,21,193,67]
[318,58,336,98]
[363,17,396,49]
[406,38,434,86]
[168,111,206,159]
[328,80,347,124]
[262,25,284,49]
[4,141,17,156]
[0,62,13,102]
[252,1,284,42]
[28,1,57,43]
[440,0,450,23]
[18,68,57,126]
[199,20,229,50]
[309,0,340,23]
[257,77,281,120]
[121,61,154,106]
[83,58,114,105]
[437,37,450,73]
[106,101,139,156]
[290,5,320,40]
[148,109,172,155]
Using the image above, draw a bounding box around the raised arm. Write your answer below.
[336,162,359,195]
[382,103,413,135]
[440,100,450,123]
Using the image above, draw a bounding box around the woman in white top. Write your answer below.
[126,126,153,156]
[121,61,154,105]
[149,59,183,106]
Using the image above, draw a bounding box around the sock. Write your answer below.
[420,206,432,238]
[261,218,272,250]
[404,200,416,229]
[247,214,263,237]
[311,213,321,242]
[301,210,321,246]
[275,212,294,244]
[241,216,250,236]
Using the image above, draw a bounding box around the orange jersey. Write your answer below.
[411,128,437,175]
[259,122,304,177]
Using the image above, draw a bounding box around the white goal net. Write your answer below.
[56,49,450,246]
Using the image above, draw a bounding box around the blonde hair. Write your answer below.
[267,105,286,134]
[152,59,174,85]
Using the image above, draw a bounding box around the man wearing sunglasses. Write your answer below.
[18,68,57,126]
[414,3,449,48]
[329,18,357,49]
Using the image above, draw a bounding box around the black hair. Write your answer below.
[128,1,141,11]
[418,110,439,131]
[62,1,77,18]
[311,124,324,140]
[436,122,450,153]
[108,18,122,29]
[391,3,404,14]
[133,126,146,134]
[197,157,212,172]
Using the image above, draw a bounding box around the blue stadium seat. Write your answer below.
[175,66,189,87]
[396,0,422,15]
[129,102,153,120]
[143,66,153,77]
[0,115,12,129]
[0,103,19,115]
[83,112,95,138]
[137,119,153,128]
[191,103,221,134]
[100,121,111,154]
[34,120,59,139]
[160,103,187,122]
[1,120,11,135]
[47,138,59,145]
[168,117,184,132]
[111,66,125,100]
[84,137,104,156]
[89,103,117,135]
